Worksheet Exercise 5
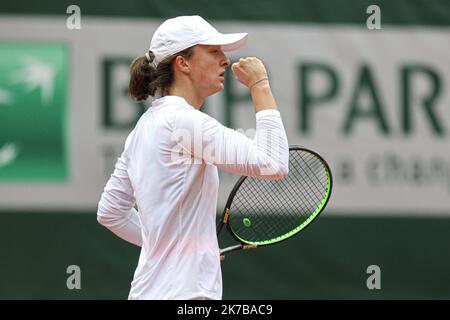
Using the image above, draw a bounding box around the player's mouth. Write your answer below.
[219,71,225,81]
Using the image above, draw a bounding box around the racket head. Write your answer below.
[220,145,332,248]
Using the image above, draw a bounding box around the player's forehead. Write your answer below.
[195,44,222,51]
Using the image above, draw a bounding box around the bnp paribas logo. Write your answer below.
[0,43,68,181]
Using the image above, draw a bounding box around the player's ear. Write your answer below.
[174,55,190,74]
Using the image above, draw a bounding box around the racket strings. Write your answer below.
[263,153,326,237]
[297,152,329,200]
[228,149,331,243]
[294,153,328,212]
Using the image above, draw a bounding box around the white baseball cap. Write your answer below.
[149,15,248,66]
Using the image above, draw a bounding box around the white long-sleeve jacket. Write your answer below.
[97,95,288,300]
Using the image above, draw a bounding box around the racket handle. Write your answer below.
[220,244,257,255]
[217,208,230,235]
[220,244,242,255]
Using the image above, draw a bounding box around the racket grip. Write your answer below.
[220,244,257,255]
[220,244,243,255]
[217,208,230,235]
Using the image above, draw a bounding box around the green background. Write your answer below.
[1,0,449,26]
[1,212,449,299]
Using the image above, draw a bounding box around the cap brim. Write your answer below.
[198,32,248,51]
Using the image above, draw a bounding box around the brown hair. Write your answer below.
[128,48,194,101]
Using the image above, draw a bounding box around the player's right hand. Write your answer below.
[231,57,268,88]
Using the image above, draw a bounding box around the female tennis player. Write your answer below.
[97,15,289,300]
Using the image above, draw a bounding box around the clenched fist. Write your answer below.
[231,57,268,88]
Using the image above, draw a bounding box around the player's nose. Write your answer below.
[220,50,230,68]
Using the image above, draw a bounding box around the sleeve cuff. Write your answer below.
[255,109,280,119]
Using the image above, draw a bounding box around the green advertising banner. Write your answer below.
[0,43,68,181]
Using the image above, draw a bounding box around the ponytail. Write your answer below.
[129,48,193,101]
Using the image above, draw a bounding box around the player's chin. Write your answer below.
[210,84,225,95]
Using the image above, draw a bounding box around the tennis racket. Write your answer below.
[217,145,332,255]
